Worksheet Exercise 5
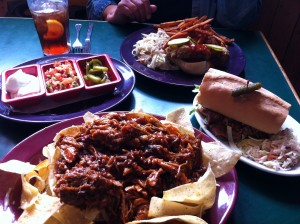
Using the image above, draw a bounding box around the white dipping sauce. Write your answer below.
[6,69,40,98]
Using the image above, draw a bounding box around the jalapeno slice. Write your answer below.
[85,59,110,85]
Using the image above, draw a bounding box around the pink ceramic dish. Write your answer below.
[76,54,121,95]
[1,64,45,108]
[0,112,238,224]
[41,59,84,101]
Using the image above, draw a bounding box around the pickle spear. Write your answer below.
[232,82,262,97]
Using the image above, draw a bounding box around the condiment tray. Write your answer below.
[1,54,121,113]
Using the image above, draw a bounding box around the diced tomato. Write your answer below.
[44,60,79,93]
[62,77,73,86]
[54,73,62,81]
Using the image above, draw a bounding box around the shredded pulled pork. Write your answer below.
[199,107,300,170]
[54,112,204,223]
[199,107,269,141]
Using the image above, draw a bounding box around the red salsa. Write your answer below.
[44,60,79,93]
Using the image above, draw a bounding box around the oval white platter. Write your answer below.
[193,95,300,176]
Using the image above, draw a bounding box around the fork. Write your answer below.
[72,24,83,53]
[83,23,94,53]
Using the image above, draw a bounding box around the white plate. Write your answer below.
[193,95,300,176]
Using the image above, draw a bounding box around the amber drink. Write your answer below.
[27,0,70,55]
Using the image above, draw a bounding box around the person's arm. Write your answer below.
[103,4,131,24]
[87,0,117,20]
[105,0,157,24]
[88,0,157,24]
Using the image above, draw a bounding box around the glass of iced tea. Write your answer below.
[27,0,70,55]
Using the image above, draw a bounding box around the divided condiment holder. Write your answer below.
[1,54,121,111]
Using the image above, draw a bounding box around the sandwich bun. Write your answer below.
[171,59,210,75]
[196,68,291,134]
[165,39,230,76]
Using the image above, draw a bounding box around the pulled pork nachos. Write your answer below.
[0,109,241,224]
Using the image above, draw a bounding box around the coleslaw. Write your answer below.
[236,128,300,170]
[132,29,178,70]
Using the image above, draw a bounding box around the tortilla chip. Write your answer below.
[162,165,216,210]
[19,159,51,209]
[33,159,49,180]
[0,160,35,174]
[53,125,82,142]
[52,204,97,224]
[83,111,100,124]
[20,174,39,209]
[24,159,49,193]
[164,108,195,136]
[148,197,203,218]
[17,194,62,224]
[44,216,62,224]
[43,143,61,195]
[44,216,63,224]
[202,141,241,178]
[42,143,56,160]
[126,215,208,224]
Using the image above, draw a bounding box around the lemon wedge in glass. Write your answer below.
[43,19,64,40]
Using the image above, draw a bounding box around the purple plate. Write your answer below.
[0,54,135,123]
[120,27,246,87]
[0,112,238,224]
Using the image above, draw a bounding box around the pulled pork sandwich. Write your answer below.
[155,16,234,75]
[164,37,230,75]
[195,68,291,141]
[194,69,300,171]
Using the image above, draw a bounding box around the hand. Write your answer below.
[117,0,157,22]
[104,0,157,24]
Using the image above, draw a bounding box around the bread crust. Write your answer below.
[197,68,291,134]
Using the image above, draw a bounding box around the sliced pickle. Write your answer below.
[167,38,190,46]
[204,44,227,52]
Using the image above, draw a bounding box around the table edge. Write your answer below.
[259,31,300,104]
